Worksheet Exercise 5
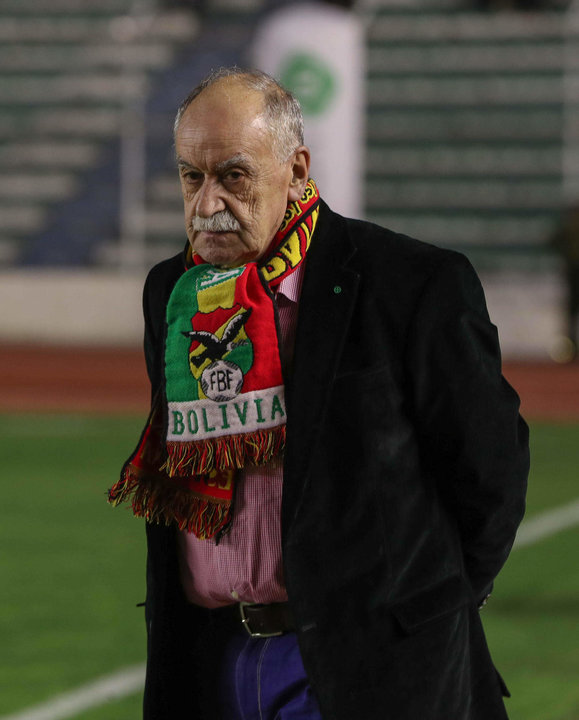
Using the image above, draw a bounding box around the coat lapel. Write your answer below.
[282,203,359,536]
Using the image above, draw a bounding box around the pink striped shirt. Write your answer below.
[178,265,304,608]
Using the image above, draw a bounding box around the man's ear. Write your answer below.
[287,147,311,202]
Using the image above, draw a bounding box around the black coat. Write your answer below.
[139,202,529,719]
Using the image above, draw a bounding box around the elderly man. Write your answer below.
[110,68,529,720]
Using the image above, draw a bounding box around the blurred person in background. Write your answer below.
[109,68,529,720]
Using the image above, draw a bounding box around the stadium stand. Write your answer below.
[0,0,571,274]
[364,2,568,271]
[0,0,199,265]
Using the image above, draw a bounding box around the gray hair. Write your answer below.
[173,67,304,163]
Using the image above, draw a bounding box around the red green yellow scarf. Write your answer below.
[108,180,319,539]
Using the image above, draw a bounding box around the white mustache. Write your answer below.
[191,210,241,233]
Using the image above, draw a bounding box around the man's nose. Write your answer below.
[195,178,225,218]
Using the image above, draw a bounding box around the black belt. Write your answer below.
[212,601,295,638]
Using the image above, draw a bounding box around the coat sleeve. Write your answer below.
[406,251,529,604]
[140,258,212,718]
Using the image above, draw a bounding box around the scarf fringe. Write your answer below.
[108,465,230,540]
[161,425,286,477]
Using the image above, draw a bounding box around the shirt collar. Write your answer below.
[276,262,305,304]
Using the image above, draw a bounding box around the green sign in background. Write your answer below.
[280,52,338,116]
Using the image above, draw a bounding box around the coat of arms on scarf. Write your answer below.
[163,262,287,477]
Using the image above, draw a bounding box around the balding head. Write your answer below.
[174,68,305,163]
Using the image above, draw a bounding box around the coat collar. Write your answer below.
[282,201,360,536]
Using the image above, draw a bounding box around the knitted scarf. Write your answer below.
[108,180,320,539]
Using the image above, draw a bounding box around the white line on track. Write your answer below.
[0,664,145,720]
[513,498,579,549]
[2,500,579,720]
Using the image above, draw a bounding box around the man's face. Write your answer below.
[175,79,304,268]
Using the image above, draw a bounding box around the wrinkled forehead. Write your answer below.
[176,88,276,167]
[180,79,268,137]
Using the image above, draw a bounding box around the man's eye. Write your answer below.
[182,172,202,184]
[225,170,243,182]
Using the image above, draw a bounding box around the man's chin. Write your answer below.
[192,236,257,268]
[192,244,245,269]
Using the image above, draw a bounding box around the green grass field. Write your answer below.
[1,415,578,719]
[484,422,579,720]
[1,414,146,719]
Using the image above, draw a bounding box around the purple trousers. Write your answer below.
[217,630,323,720]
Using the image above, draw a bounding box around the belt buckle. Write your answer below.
[239,602,283,638]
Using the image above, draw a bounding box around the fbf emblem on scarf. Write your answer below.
[201,360,243,402]
[182,305,253,402]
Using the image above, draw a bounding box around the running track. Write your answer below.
[0,344,578,421]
